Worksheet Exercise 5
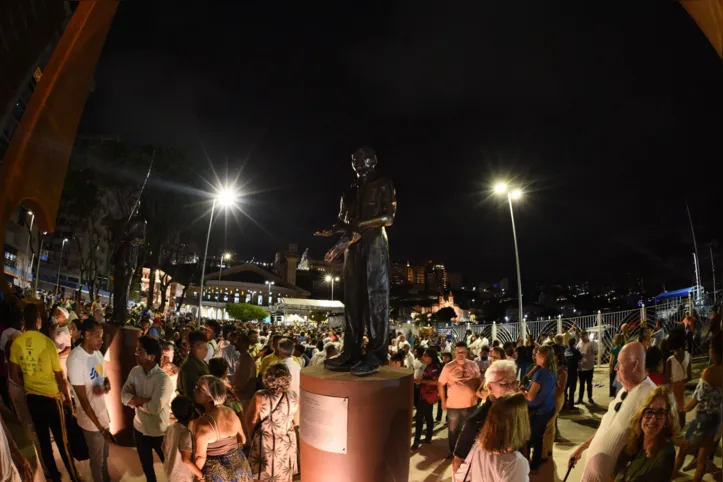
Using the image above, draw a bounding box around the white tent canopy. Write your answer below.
[274,298,344,310]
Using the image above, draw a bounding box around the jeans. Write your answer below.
[26,394,81,482]
[435,400,443,421]
[528,410,554,470]
[447,406,475,454]
[414,398,435,444]
[134,429,165,482]
[82,428,110,482]
[578,370,593,402]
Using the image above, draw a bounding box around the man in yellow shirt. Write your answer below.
[9,303,80,482]
[257,335,303,379]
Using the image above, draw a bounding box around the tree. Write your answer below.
[413,312,433,327]
[225,303,268,322]
[59,169,108,302]
[434,306,458,323]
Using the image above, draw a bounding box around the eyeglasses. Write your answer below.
[642,409,668,420]
[488,380,518,390]
[614,391,628,413]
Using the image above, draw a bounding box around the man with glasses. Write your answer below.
[451,359,518,478]
[570,341,655,482]
[121,336,174,482]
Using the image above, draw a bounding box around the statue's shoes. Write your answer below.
[350,361,379,377]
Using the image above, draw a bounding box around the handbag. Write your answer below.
[63,407,89,461]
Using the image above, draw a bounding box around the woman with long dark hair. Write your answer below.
[520,344,557,472]
[412,348,442,450]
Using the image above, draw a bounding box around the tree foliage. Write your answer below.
[434,306,458,322]
[225,303,268,322]
[413,312,433,327]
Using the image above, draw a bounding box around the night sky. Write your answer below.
[79,1,723,291]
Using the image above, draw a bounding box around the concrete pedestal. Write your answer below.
[299,365,413,482]
[103,324,142,446]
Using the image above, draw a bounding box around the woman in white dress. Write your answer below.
[456,392,531,482]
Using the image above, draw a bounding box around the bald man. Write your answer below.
[569,342,655,482]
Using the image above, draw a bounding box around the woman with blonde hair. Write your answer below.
[520,344,556,472]
[611,385,679,482]
[192,375,252,481]
[456,393,530,482]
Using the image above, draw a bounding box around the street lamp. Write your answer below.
[494,182,526,342]
[325,275,340,300]
[199,187,239,320]
[34,231,47,293]
[265,280,274,301]
[56,237,68,295]
[24,211,35,287]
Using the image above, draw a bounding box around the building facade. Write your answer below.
[2,0,73,289]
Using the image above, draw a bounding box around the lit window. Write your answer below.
[257,295,263,305]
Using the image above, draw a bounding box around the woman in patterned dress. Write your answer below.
[246,362,299,482]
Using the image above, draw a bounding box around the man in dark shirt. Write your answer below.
[451,359,518,476]
[564,337,582,409]
[177,330,209,397]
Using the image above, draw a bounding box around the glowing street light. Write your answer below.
[493,181,526,341]
[56,237,69,295]
[24,210,35,288]
[199,187,240,320]
[325,275,340,300]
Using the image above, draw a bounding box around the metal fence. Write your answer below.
[442,290,720,365]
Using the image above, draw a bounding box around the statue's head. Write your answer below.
[351,147,377,177]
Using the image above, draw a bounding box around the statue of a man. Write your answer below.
[315,147,396,376]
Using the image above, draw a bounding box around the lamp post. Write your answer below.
[199,188,238,321]
[34,231,47,293]
[265,280,274,302]
[24,211,35,288]
[325,275,340,300]
[494,182,526,342]
[56,237,68,296]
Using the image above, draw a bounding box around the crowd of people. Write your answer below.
[0,292,721,482]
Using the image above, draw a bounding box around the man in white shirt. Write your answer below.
[51,306,72,374]
[122,336,174,482]
[203,320,221,362]
[67,320,111,482]
[402,344,415,371]
[310,343,337,366]
[277,339,301,398]
[576,331,597,405]
[570,342,655,482]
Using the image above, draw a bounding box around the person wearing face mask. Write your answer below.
[612,386,679,482]
[452,360,518,479]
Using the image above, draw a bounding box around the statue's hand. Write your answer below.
[314,229,333,237]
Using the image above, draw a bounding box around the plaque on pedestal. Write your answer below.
[299,365,413,482]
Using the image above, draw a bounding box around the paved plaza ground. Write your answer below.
[6,366,721,482]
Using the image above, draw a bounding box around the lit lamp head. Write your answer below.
[493,182,508,195]
[223,252,232,261]
[325,275,332,283]
[216,187,239,208]
[510,189,523,200]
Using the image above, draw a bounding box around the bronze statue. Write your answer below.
[315,147,396,376]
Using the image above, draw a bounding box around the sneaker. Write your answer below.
[423,438,432,444]
[589,398,596,405]
[411,443,420,451]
